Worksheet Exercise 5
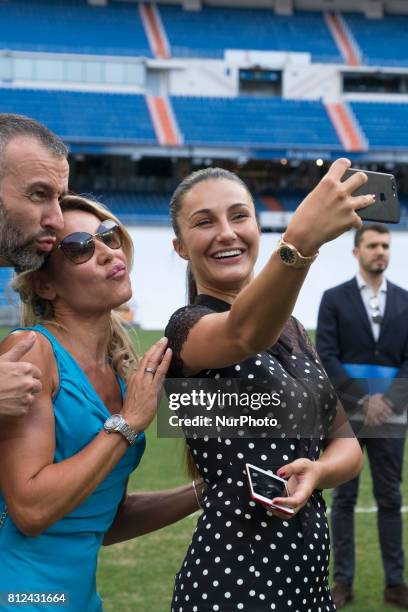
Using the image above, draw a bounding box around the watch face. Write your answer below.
[107,414,122,428]
[280,246,296,265]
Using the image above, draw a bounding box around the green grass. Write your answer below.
[1,327,406,611]
[97,423,408,612]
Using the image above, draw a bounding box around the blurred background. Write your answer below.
[0,0,407,609]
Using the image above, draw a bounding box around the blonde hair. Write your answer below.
[12,194,139,381]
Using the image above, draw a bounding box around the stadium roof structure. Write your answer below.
[107,0,408,17]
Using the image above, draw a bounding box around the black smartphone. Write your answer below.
[342,168,400,224]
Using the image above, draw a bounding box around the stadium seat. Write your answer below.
[0,268,17,308]
[86,191,271,223]
[349,101,408,149]
[158,5,342,63]
[91,192,170,225]
[172,96,342,149]
[0,88,156,144]
[0,0,152,57]
[343,13,408,67]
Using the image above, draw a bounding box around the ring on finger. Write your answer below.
[144,367,157,374]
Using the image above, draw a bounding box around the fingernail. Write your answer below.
[372,194,376,200]
[160,337,168,343]
[277,469,286,477]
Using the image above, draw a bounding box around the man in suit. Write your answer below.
[317,223,408,609]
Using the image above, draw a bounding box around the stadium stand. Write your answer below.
[158,5,342,62]
[0,0,152,57]
[0,268,18,325]
[274,191,306,212]
[171,96,342,149]
[0,89,156,145]
[349,101,408,150]
[94,192,170,224]
[343,13,408,67]
[0,269,13,308]
[88,189,408,223]
[0,89,344,152]
[88,191,269,223]
[0,2,407,69]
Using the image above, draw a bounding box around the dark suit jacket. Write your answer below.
[316,277,408,415]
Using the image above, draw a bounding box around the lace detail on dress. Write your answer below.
[165,305,213,377]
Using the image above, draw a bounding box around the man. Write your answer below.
[0,114,69,418]
[317,223,408,609]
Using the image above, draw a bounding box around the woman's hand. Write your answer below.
[284,158,375,256]
[121,338,172,432]
[266,458,322,519]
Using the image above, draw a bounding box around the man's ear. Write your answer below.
[173,237,189,261]
[352,247,359,260]
[32,272,57,301]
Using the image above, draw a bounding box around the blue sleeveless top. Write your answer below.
[0,325,146,611]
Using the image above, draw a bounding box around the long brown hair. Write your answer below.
[169,168,255,478]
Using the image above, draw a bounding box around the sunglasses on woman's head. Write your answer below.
[55,219,122,265]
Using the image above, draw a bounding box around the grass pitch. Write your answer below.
[1,327,406,611]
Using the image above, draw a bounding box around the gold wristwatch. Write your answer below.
[276,236,318,269]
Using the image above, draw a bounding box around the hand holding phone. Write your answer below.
[245,463,295,516]
[342,168,400,224]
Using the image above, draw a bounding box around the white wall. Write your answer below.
[129,226,408,330]
[169,59,238,97]
[284,64,341,100]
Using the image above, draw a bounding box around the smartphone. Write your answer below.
[342,168,400,224]
[245,463,294,516]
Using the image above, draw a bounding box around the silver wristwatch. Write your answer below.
[104,414,139,446]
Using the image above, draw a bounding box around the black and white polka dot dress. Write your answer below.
[165,295,337,612]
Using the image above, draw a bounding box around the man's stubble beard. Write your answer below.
[0,199,46,271]
[361,258,388,277]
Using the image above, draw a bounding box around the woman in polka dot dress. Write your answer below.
[165,161,372,611]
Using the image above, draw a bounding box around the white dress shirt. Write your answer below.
[356,273,387,342]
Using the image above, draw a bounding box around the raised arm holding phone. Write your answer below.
[164,158,371,612]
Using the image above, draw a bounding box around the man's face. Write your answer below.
[353,230,390,276]
[0,136,69,270]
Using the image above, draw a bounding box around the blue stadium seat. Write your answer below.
[0,89,156,144]
[275,191,305,212]
[349,101,408,149]
[343,13,408,67]
[0,0,152,57]
[172,96,342,149]
[0,268,17,308]
[90,192,170,225]
[87,191,269,223]
[158,5,341,63]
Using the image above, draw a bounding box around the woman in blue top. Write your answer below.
[0,195,204,611]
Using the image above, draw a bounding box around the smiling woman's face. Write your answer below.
[174,178,260,296]
[38,209,132,316]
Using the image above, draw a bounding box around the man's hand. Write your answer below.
[363,393,393,426]
[0,333,42,418]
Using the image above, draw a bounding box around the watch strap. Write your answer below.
[118,420,138,445]
[277,236,318,268]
